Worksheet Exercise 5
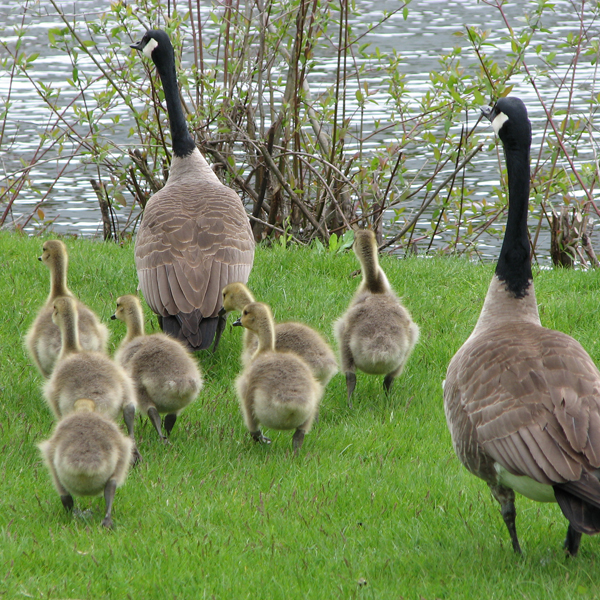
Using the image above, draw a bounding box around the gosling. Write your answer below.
[38,398,133,528]
[25,239,108,377]
[43,296,141,463]
[234,302,322,452]
[334,229,419,405]
[113,295,203,442]
[222,282,338,386]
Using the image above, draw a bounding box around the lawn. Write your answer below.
[1,232,600,599]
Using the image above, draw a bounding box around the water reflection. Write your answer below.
[0,0,597,263]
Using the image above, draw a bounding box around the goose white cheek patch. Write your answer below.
[143,37,159,58]
[492,111,509,135]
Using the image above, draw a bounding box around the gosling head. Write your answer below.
[222,282,254,314]
[39,239,68,267]
[235,302,273,335]
[51,296,77,327]
[111,295,142,322]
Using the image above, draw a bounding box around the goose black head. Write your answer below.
[481,96,532,152]
[130,29,174,64]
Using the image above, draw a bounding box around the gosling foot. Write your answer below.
[250,430,271,444]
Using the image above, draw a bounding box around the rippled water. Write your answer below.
[1,0,598,263]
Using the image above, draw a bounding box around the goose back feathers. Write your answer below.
[131,29,254,351]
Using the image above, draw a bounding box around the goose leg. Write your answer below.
[564,524,582,557]
[101,478,117,529]
[292,429,306,453]
[147,406,167,443]
[345,372,357,408]
[123,402,142,465]
[164,413,177,436]
[490,484,522,554]
[211,308,227,353]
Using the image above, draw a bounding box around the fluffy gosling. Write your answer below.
[334,229,419,405]
[234,302,322,452]
[25,239,108,377]
[38,398,133,528]
[113,295,203,442]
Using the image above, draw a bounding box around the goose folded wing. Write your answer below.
[461,327,600,486]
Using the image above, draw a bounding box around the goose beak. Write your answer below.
[130,39,144,51]
[232,317,242,327]
[481,104,495,121]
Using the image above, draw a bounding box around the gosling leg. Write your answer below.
[147,406,167,443]
[60,494,74,512]
[292,429,306,453]
[164,413,177,436]
[564,524,582,557]
[123,402,142,465]
[101,478,117,529]
[383,373,395,393]
[345,372,357,408]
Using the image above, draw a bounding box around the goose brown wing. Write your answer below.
[452,323,600,485]
[135,180,255,321]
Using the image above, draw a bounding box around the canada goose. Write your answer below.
[130,29,254,351]
[38,398,133,528]
[112,294,203,442]
[44,296,141,463]
[222,282,338,386]
[444,97,600,556]
[333,230,419,405]
[24,239,109,377]
[234,302,322,451]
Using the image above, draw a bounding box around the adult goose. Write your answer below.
[130,29,255,351]
[444,96,600,556]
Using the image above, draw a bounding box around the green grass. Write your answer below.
[2,231,600,599]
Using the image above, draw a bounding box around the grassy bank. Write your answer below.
[2,232,600,599]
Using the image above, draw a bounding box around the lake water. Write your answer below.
[1,0,598,264]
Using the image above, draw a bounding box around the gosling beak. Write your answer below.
[110,314,117,320]
[218,307,227,318]
[232,317,242,327]
[37,256,42,262]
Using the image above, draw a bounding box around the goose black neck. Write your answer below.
[151,41,196,158]
[495,141,532,298]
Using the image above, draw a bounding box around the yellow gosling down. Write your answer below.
[113,295,203,442]
[222,282,338,386]
[43,296,141,464]
[233,302,322,452]
[25,239,108,377]
[334,230,419,405]
[38,398,133,529]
